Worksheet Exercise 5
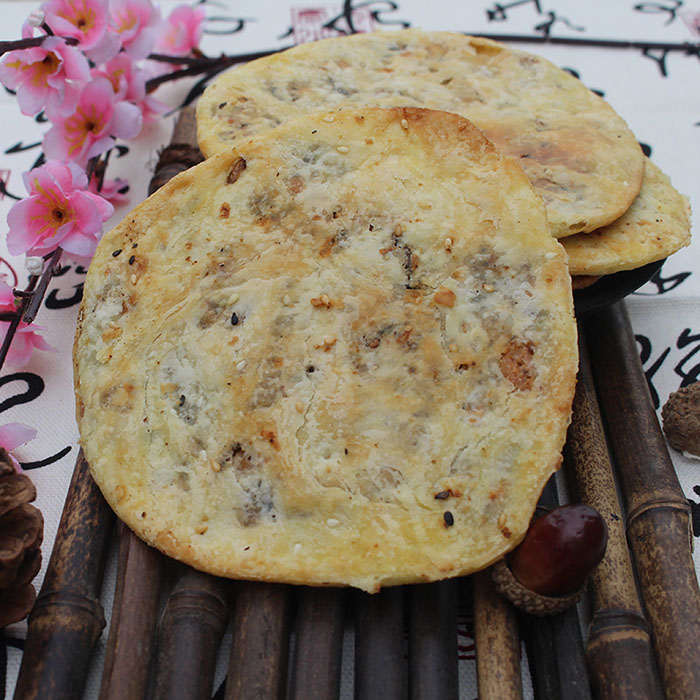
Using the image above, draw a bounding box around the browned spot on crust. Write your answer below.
[155,529,177,551]
[219,202,230,218]
[288,175,305,194]
[396,328,412,345]
[499,339,536,390]
[404,290,423,305]
[498,514,512,538]
[101,324,122,342]
[571,275,601,290]
[319,236,336,257]
[310,295,332,308]
[261,428,280,451]
[433,287,456,307]
[314,337,337,352]
[226,156,247,184]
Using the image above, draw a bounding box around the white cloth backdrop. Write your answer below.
[1,1,698,698]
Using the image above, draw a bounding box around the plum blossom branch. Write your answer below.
[0,0,216,372]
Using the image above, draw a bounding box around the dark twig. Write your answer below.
[145,47,288,92]
[21,246,63,325]
[474,32,700,53]
[0,35,77,56]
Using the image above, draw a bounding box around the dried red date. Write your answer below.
[509,504,608,596]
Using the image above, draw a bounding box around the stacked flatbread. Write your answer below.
[197,29,691,279]
[75,29,689,592]
[75,107,578,592]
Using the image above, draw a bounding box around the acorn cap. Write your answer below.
[0,448,43,628]
[491,557,584,616]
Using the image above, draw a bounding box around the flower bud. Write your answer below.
[25,257,44,276]
[27,10,45,28]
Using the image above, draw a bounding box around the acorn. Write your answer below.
[661,381,700,457]
[493,503,608,616]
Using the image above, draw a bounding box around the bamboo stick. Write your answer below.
[289,587,346,700]
[354,587,407,700]
[407,580,458,700]
[584,301,700,700]
[225,582,291,700]
[153,565,229,700]
[98,523,163,700]
[148,107,203,194]
[97,103,207,700]
[565,326,661,699]
[13,449,114,700]
[474,570,523,700]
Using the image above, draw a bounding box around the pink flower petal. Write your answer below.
[81,189,116,220]
[59,228,100,258]
[110,0,161,59]
[86,28,122,63]
[155,5,205,55]
[85,134,116,161]
[0,422,37,451]
[0,281,16,308]
[70,189,110,233]
[111,99,143,140]
[6,197,48,255]
[43,0,110,50]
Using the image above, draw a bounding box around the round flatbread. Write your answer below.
[563,159,691,276]
[196,28,644,237]
[75,107,577,593]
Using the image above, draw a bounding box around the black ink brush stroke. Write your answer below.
[691,486,700,536]
[634,0,684,26]
[675,328,700,386]
[0,372,44,414]
[486,0,584,36]
[45,283,83,310]
[324,0,409,35]
[4,141,42,155]
[636,333,667,409]
[0,180,22,201]
[472,31,700,54]
[20,444,72,470]
[203,16,252,36]
[634,268,692,295]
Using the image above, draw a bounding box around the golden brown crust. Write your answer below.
[75,107,577,592]
[563,159,691,276]
[196,29,644,237]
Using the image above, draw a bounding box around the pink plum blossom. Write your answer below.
[92,55,167,123]
[42,0,110,51]
[0,281,54,369]
[0,422,38,470]
[109,0,161,60]
[6,160,114,260]
[0,421,38,452]
[0,37,90,118]
[154,5,205,57]
[43,77,142,166]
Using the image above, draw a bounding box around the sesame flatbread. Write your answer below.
[196,29,644,238]
[74,107,577,593]
[563,159,691,276]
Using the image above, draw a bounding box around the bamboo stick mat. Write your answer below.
[11,108,700,700]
